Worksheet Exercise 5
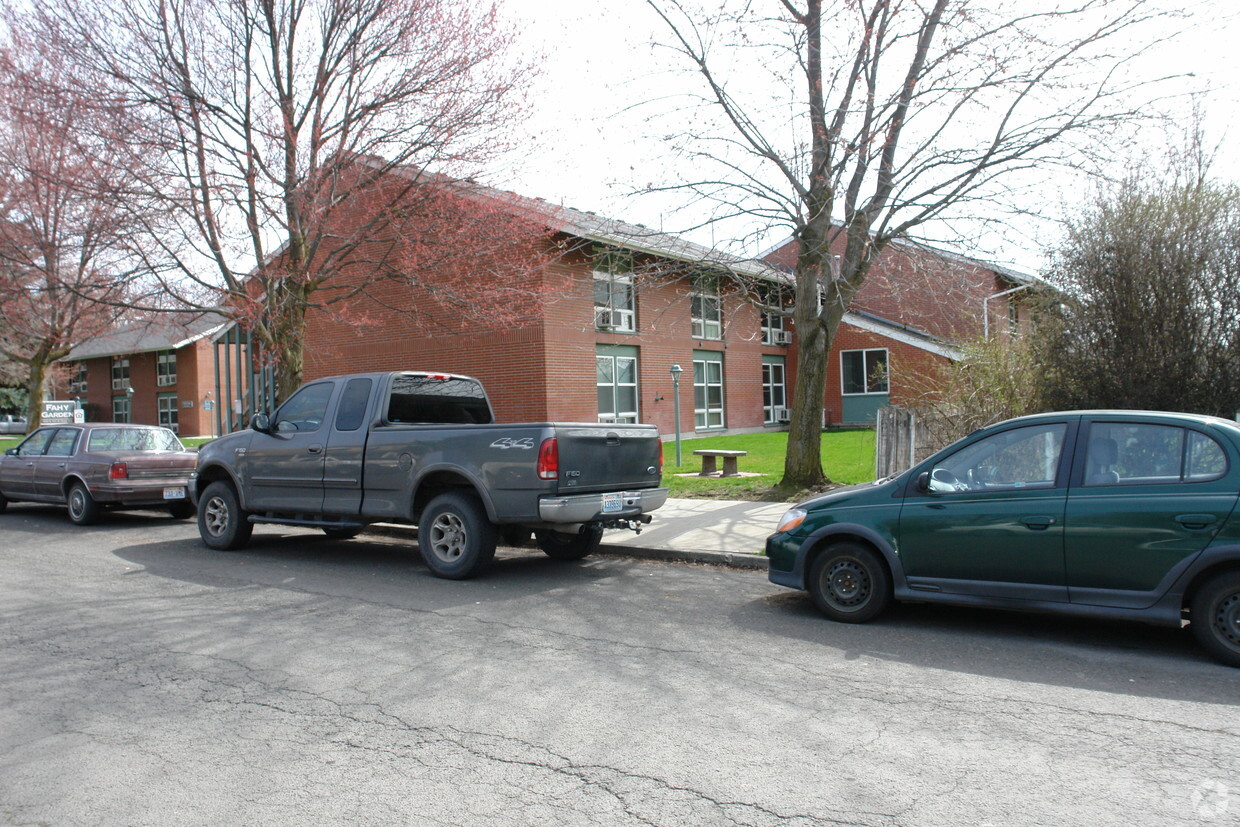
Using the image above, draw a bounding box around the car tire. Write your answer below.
[535,527,603,561]
[198,481,254,551]
[168,501,195,520]
[322,526,364,540]
[67,482,100,526]
[807,541,891,623]
[418,491,497,580]
[1190,571,1240,667]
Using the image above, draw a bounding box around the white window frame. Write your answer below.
[596,354,639,424]
[156,350,177,386]
[111,356,130,391]
[759,285,792,345]
[690,276,722,340]
[157,394,179,433]
[112,395,130,423]
[841,348,889,396]
[593,270,636,332]
[693,353,725,430]
[68,362,88,395]
[762,360,787,424]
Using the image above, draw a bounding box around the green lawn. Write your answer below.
[664,429,875,501]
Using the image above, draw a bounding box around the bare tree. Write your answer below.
[645,0,1182,488]
[0,45,136,429]
[17,0,541,401]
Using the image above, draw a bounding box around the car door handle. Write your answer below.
[1176,513,1215,530]
[307,444,323,454]
[1021,515,1057,530]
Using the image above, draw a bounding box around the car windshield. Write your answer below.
[88,427,184,453]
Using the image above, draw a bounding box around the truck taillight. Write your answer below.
[109,462,129,480]
[537,438,558,480]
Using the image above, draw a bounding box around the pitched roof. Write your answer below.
[63,313,230,361]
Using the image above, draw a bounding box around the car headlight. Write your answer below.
[774,507,807,534]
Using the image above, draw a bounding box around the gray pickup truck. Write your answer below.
[190,371,668,578]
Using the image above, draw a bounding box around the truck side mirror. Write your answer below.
[250,413,271,433]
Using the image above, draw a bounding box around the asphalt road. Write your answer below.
[1,504,1237,826]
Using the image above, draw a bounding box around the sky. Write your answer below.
[492,1,1240,274]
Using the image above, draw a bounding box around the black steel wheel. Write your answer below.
[807,541,891,623]
[1190,571,1240,667]
[535,527,603,561]
[197,481,254,551]
[417,492,497,580]
[67,482,100,526]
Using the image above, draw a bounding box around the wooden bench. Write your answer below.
[693,449,747,477]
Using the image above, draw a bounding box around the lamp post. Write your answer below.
[669,364,683,467]
[124,386,134,424]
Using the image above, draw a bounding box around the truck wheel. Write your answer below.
[67,482,100,526]
[198,481,254,551]
[1190,571,1240,667]
[418,492,497,579]
[807,541,891,623]
[535,527,603,561]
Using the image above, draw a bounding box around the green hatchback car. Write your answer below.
[766,411,1240,666]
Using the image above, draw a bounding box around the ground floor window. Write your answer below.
[158,394,179,433]
[841,348,889,395]
[693,350,724,430]
[597,345,639,424]
[762,357,787,424]
[112,395,130,423]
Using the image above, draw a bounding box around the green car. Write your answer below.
[766,411,1240,666]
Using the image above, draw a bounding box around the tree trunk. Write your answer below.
[24,356,49,431]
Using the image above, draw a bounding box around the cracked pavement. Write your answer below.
[1,505,1237,825]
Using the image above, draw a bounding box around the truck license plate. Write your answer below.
[163,487,185,500]
[602,492,622,513]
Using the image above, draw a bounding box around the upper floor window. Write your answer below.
[156,350,177,386]
[594,271,635,332]
[759,284,792,345]
[691,275,722,340]
[841,348,888,395]
[68,362,88,395]
[111,357,130,391]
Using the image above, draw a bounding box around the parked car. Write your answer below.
[0,423,198,525]
[766,410,1240,666]
[0,414,27,435]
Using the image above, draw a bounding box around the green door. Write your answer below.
[898,421,1073,600]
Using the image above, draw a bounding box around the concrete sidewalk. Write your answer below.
[595,497,787,569]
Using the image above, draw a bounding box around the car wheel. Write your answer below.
[807,541,891,623]
[197,481,254,551]
[322,526,364,540]
[1190,571,1240,667]
[67,482,100,526]
[418,491,497,580]
[168,501,195,520]
[535,527,603,561]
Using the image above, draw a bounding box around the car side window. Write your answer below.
[1186,431,1228,481]
[273,383,333,433]
[927,423,1067,494]
[17,429,55,456]
[44,429,80,457]
[1085,423,1228,486]
[334,378,372,432]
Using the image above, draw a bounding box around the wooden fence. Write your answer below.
[873,406,954,478]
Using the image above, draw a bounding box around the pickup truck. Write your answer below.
[190,371,668,578]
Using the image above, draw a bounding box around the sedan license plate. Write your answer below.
[163,487,186,500]
[602,492,623,513]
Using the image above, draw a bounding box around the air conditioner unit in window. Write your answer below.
[157,375,176,386]
[775,406,791,423]
[774,330,793,345]
[595,309,623,329]
[598,415,617,424]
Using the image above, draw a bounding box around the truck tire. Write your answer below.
[535,527,603,561]
[418,492,497,580]
[198,481,254,551]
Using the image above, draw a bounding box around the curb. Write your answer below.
[362,523,768,571]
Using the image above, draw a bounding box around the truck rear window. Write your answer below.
[387,376,493,424]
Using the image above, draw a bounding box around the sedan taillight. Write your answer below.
[109,462,129,480]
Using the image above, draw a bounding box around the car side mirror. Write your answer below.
[250,413,271,433]
[916,471,932,494]
[4,448,15,457]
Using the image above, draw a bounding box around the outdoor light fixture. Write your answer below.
[669,364,683,467]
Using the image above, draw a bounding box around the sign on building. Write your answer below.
[42,401,85,425]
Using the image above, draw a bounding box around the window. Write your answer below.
[17,429,55,456]
[112,395,130,423]
[45,429,80,457]
[156,350,177,386]
[593,261,636,332]
[759,285,792,345]
[597,350,639,424]
[762,358,787,424]
[1084,423,1229,486]
[111,357,130,391]
[334,378,373,431]
[693,351,725,429]
[273,382,333,432]
[690,275,722,340]
[88,427,182,452]
[842,349,888,395]
[68,363,88,395]
[386,375,492,425]
[928,423,1067,493]
[158,394,179,433]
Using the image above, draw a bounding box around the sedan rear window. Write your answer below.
[88,428,183,453]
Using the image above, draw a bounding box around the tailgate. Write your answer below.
[552,423,662,492]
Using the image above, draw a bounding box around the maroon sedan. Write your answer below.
[0,423,198,525]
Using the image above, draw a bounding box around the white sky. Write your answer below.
[492,1,1240,274]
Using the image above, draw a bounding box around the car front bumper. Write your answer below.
[539,487,669,524]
